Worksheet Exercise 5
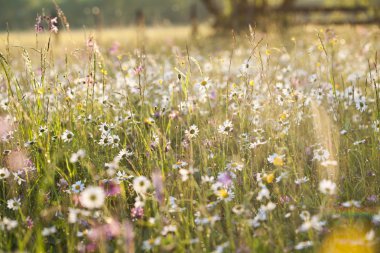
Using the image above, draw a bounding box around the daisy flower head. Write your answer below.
[212,182,235,202]
[0,115,14,141]
[201,175,214,183]
[7,198,21,210]
[232,205,245,215]
[218,120,233,135]
[172,160,188,170]
[69,149,86,163]
[294,241,313,250]
[256,185,270,201]
[216,187,235,202]
[144,117,155,126]
[297,215,325,233]
[319,179,337,195]
[179,168,191,182]
[313,146,330,162]
[341,200,361,208]
[79,186,106,209]
[262,201,277,212]
[116,148,133,161]
[42,226,57,236]
[13,172,26,185]
[199,77,211,89]
[142,237,161,251]
[109,135,120,148]
[263,172,275,184]
[71,180,85,193]
[38,125,48,136]
[98,122,114,134]
[61,130,74,143]
[372,120,380,132]
[98,133,112,146]
[267,153,285,167]
[226,162,244,172]
[355,96,367,112]
[185,125,199,140]
[295,176,309,185]
[1,217,18,230]
[161,224,177,236]
[0,168,10,180]
[133,176,151,195]
[239,60,251,75]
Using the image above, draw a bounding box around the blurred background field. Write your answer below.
[1,0,380,53]
[0,26,213,51]
[0,0,380,31]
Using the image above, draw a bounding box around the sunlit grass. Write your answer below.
[0,25,213,52]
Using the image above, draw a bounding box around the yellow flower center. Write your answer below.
[273,157,284,167]
[265,173,275,184]
[218,189,229,199]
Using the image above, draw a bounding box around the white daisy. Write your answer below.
[319,179,337,195]
[226,162,243,172]
[117,148,133,160]
[0,168,10,180]
[185,125,199,139]
[133,176,151,194]
[355,96,367,112]
[172,160,188,169]
[7,198,21,210]
[69,149,86,163]
[297,215,325,233]
[341,200,361,208]
[79,186,106,209]
[212,182,234,202]
[161,225,177,236]
[201,175,214,183]
[1,217,18,230]
[294,241,313,250]
[372,120,380,132]
[13,172,26,185]
[295,176,309,185]
[179,167,197,182]
[99,122,114,134]
[61,130,74,143]
[257,185,270,201]
[38,125,48,136]
[111,135,120,148]
[218,120,233,135]
[99,134,112,146]
[313,147,330,162]
[42,226,57,236]
[71,180,85,193]
[267,153,285,166]
[232,205,245,215]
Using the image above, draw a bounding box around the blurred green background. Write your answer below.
[0,0,208,30]
[0,0,379,31]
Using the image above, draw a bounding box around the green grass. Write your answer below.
[0,25,379,252]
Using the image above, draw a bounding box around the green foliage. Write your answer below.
[0,0,207,31]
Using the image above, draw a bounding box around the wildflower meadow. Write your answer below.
[0,3,380,252]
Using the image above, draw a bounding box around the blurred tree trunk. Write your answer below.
[200,0,293,27]
[201,0,221,17]
[281,0,296,8]
[200,0,377,28]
